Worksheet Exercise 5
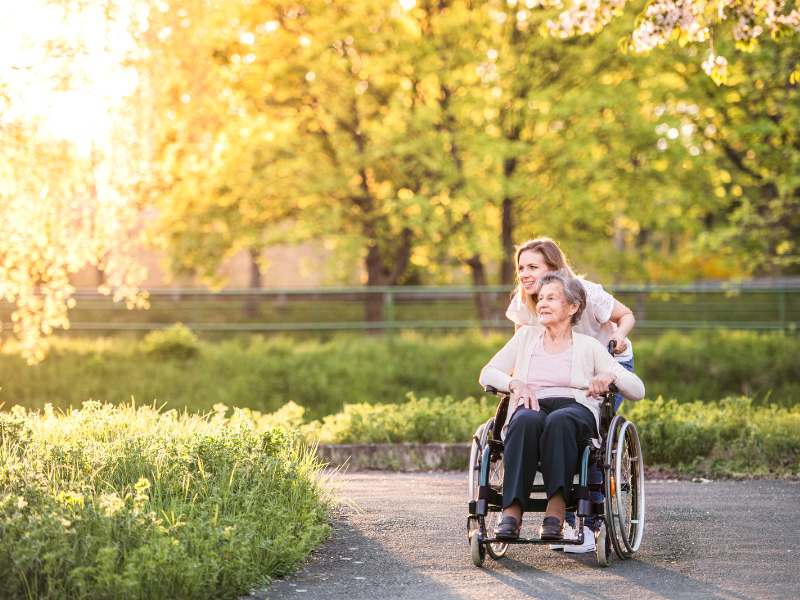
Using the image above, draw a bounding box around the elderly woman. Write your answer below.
[479,270,645,540]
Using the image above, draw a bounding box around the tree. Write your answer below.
[646,37,800,274]
[0,1,147,362]
[541,0,800,85]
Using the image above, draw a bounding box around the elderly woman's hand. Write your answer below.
[586,372,618,399]
[509,379,540,411]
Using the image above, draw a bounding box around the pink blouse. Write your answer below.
[526,336,574,400]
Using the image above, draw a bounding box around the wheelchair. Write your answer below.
[467,342,645,568]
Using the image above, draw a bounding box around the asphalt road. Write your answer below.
[254,472,800,600]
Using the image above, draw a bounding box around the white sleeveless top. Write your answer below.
[506,279,633,361]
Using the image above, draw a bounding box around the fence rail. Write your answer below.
[2,284,798,335]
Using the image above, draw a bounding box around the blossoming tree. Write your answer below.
[540,0,800,84]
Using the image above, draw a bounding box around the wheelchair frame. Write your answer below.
[467,343,645,568]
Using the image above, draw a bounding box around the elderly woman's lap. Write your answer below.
[539,405,596,502]
[502,401,596,511]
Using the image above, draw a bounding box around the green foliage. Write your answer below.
[254,394,800,476]
[142,324,201,359]
[1,331,799,422]
[0,402,332,599]
[620,396,800,476]
[633,330,800,405]
[295,393,496,445]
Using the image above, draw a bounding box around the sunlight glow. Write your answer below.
[0,0,138,152]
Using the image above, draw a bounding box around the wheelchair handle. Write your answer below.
[607,340,616,356]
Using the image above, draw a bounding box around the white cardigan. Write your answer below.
[479,326,645,443]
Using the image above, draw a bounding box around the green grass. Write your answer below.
[0,402,333,599]
[0,330,798,421]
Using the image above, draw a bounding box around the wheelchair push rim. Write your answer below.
[604,415,645,559]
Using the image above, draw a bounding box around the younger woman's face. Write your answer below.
[518,250,552,296]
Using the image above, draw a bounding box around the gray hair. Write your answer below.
[535,270,586,326]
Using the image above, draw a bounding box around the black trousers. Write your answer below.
[501,397,596,512]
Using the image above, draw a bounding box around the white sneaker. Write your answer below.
[564,526,596,553]
[549,523,576,551]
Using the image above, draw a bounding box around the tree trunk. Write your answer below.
[244,248,262,317]
[364,243,384,324]
[363,228,413,327]
[466,254,492,332]
[500,196,515,285]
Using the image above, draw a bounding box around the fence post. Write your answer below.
[193,292,199,331]
[779,289,786,332]
[386,289,395,344]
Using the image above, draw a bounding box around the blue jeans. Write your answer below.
[566,357,634,532]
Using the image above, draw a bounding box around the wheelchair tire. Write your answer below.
[613,420,645,555]
[468,419,493,504]
[470,527,486,567]
[603,414,628,560]
[596,523,610,568]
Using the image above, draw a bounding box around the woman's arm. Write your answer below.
[607,299,635,354]
[478,330,522,392]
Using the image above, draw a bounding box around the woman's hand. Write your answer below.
[586,372,617,399]
[509,380,540,411]
[607,331,628,354]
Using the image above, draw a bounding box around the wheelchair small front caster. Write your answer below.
[470,530,486,567]
[596,523,610,567]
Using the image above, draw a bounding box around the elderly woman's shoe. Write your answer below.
[539,516,564,540]
[494,516,522,539]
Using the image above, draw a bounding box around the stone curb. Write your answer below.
[316,443,471,471]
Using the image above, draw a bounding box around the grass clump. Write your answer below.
[142,324,201,359]
[0,402,332,600]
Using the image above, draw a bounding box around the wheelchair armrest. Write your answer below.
[483,385,509,398]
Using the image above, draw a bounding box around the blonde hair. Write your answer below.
[512,237,578,315]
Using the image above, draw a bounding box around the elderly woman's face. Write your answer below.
[536,282,578,327]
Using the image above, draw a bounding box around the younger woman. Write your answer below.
[506,236,636,553]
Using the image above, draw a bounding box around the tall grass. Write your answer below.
[0,402,332,599]
[0,330,797,421]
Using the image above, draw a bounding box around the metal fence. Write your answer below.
[3,283,798,336]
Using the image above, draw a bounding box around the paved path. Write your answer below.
[255,472,800,600]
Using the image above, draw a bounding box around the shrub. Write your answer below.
[620,396,800,475]
[142,324,201,359]
[255,393,497,445]
[0,402,332,600]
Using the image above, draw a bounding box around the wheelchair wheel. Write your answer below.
[613,421,645,555]
[470,526,486,567]
[604,415,645,559]
[596,523,610,568]
[468,419,492,504]
[484,453,508,559]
